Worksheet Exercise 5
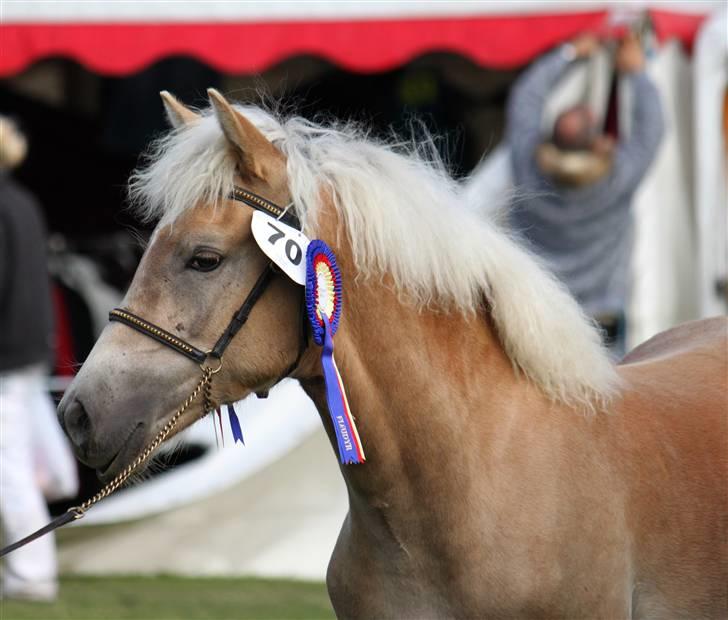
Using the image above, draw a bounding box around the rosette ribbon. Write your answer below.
[305,240,365,465]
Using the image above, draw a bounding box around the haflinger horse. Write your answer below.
[58,89,726,619]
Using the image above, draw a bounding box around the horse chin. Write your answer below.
[96,422,147,484]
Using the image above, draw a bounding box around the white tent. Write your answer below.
[693,8,728,320]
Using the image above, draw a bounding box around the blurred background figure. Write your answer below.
[0,116,78,601]
[506,33,664,356]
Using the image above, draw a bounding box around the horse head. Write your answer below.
[58,91,313,482]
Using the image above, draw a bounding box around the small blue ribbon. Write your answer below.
[227,404,244,445]
[321,314,362,464]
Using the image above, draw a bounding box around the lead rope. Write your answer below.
[0,363,220,558]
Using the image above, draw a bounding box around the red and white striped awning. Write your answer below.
[1,1,718,77]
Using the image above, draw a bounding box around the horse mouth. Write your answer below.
[97,422,146,483]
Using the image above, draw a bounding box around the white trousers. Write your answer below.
[0,365,78,596]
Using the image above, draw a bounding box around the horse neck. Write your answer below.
[299,268,530,510]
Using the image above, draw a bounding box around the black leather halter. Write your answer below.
[109,186,306,379]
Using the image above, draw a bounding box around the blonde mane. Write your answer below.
[129,104,619,411]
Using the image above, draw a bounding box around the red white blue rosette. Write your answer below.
[305,241,365,464]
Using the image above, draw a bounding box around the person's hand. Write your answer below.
[592,135,615,156]
[616,33,645,73]
[571,33,600,58]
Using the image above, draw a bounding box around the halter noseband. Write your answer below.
[109,186,306,388]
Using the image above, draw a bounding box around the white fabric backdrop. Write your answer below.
[693,8,728,319]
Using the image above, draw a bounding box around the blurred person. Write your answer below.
[506,33,664,355]
[0,116,78,601]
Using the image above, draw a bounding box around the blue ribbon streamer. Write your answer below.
[321,314,362,464]
[227,404,244,445]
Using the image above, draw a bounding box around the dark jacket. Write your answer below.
[0,174,54,371]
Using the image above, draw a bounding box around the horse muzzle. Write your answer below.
[58,391,149,482]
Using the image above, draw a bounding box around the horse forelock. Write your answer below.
[128,103,619,412]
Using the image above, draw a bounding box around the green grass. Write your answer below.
[0,576,335,620]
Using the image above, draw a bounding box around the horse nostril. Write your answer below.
[61,398,92,454]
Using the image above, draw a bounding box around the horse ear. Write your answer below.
[160,91,199,128]
[207,88,285,181]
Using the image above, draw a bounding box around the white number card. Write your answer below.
[251,210,310,286]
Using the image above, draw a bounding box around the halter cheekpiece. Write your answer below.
[110,187,302,370]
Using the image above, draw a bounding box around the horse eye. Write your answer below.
[187,252,222,272]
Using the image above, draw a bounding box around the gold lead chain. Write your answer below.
[69,368,215,518]
[203,376,214,417]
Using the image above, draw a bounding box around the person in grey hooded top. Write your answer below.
[506,33,664,354]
